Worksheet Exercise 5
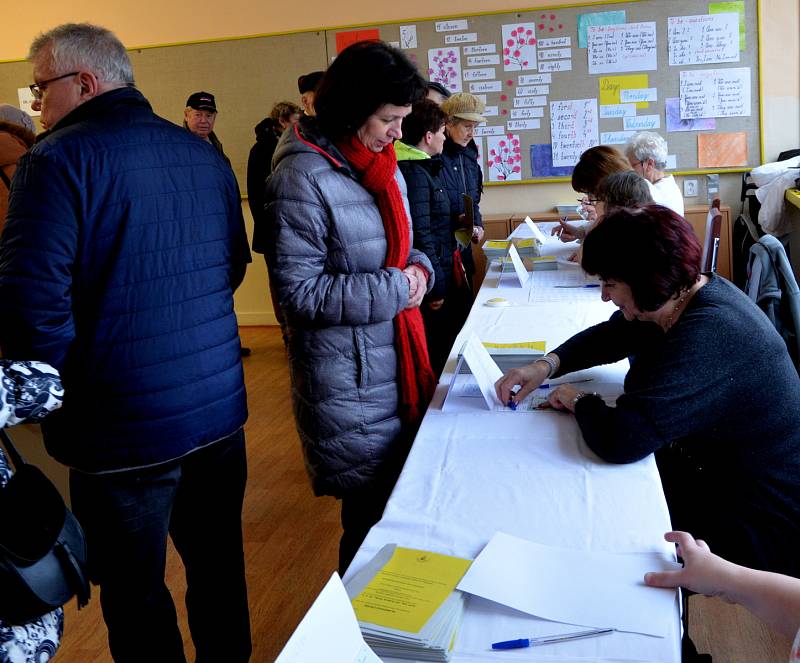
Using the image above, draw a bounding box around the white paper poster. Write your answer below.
[587,22,658,74]
[487,134,523,181]
[679,67,751,118]
[436,19,468,32]
[538,36,571,48]
[538,60,572,73]
[463,68,496,81]
[399,26,417,49]
[507,119,540,131]
[483,106,499,117]
[469,81,502,93]
[514,96,547,108]
[463,44,496,55]
[428,48,463,94]
[516,85,549,96]
[668,13,740,66]
[511,107,545,119]
[17,88,40,117]
[502,23,538,71]
[445,33,477,45]
[519,73,551,85]
[550,98,599,167]
[467,54,500,66]
[538,48,572,61]
[474,125,506,137]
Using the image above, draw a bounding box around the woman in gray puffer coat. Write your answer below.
[262,41,435,573]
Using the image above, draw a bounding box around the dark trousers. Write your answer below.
[70,429,251,663]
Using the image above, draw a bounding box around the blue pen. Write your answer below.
[506,387,519,410]
[492,627,614,650]
[553,284,601,288]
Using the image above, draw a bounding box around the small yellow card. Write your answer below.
[599,74,650,110]
[351,547,472,633]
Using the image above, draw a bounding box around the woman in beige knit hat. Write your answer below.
[439,92,486,293]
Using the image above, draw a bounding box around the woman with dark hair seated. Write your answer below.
[396,99,468,375]
[496,205,800,577]
[553,144,632,244]
[263,40,435,573]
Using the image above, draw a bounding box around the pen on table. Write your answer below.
[553,284,601,288]
[539,377,594,389]
[492,627,615,650]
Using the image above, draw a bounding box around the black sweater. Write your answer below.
[553,274,800,574]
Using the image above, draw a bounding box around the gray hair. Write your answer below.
[29,23,134,86]
[626,131,668,170]
[0,104,36,133]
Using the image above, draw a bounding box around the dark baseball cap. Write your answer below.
[297,71,324,94]
[186,91,217,112]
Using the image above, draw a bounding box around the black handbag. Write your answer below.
[0,429,90,623]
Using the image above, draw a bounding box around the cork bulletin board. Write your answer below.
[0,0,761,189]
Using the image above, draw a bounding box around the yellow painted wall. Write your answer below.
[2,0,798,325]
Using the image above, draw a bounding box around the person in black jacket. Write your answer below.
[439,93,486,294]
[397,99,468,374]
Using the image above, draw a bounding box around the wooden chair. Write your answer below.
[701,198,722,272]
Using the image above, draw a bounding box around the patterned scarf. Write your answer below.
[336,135,436,424]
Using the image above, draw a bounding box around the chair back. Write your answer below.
[700,198,722,272]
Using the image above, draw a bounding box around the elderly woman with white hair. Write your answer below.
[625,131,684,215]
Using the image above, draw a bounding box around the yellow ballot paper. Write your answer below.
[351,547,472,633]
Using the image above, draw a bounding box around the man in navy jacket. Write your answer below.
[0,23,251,662]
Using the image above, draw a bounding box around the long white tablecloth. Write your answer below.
[344,225,681,663]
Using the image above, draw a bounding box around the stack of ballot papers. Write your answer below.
[482,237,541,261]
[345,544,472,662]
[457,340,545,374]
[499,254,557,272]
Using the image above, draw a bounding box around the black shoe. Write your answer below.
[240,347,252,357]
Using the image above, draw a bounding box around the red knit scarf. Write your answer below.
[336,135,436,424]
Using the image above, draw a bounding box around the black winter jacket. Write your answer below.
[439,138,483,230]
[397,151,453,301]
[247,118,281,251]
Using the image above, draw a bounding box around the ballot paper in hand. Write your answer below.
[275,573,381,663]
[456,532,680,638]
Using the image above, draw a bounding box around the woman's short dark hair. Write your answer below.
[314,41,427,140]
[581,205,701,312]
[571,145,631,195]
[401,99,447,147]
[595,171,653,208]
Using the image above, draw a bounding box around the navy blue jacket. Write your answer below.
[439,138,483,230]
[397,154,453,301]
[0,87,250,472]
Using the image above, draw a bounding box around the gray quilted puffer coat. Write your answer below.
[263,118,434,498]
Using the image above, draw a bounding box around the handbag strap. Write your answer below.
[0,429,27,469]
[0,166,10,190]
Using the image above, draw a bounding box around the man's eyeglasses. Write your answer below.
[29,72,79,101]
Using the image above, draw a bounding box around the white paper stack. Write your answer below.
[345,545,472,662]
[457,340,545,374]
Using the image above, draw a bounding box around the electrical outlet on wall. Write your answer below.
[684,179,698,197]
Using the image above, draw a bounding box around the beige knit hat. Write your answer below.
[441,92,486,123]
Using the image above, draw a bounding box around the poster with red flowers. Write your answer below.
[487,134,522,182]
[502,23,537,71]
[427,47,463,94]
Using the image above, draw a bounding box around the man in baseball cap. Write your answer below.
[184,91,217,141]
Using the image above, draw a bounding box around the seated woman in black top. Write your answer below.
[496,205,800,577]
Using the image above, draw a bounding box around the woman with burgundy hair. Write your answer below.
[496,205,800,577]
[263,40,434,573]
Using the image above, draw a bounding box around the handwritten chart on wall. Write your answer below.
[325,0,761,184]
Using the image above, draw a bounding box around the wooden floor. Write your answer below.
[55,326,792,662]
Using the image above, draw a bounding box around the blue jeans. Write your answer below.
[70,429,251,663]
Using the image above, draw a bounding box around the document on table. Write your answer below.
[501,243,530,287]
[456,532,680,638]
[275,573,381,663]
[522,215,549,244]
